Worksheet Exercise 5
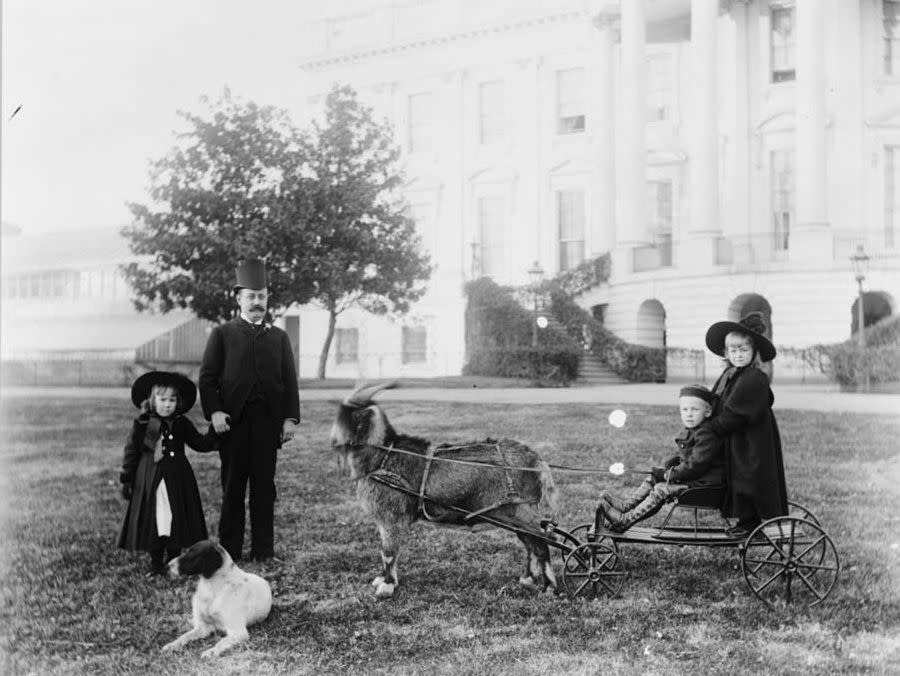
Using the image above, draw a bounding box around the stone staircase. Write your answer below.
[538,315,629,386]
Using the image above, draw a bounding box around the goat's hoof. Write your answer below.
[518,576,538,590]
[374,582,395,599]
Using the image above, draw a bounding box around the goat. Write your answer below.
[330,382,558,599]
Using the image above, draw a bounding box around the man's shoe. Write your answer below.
[725,521,760,538]
[249,549,275,562]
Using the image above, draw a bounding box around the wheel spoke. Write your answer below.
[574,577,592,596]
[753,567,787,593]
[794,569,827,601]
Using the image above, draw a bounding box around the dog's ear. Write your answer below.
[178,541,224,578]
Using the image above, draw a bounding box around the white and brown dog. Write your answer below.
[161,539,273,658]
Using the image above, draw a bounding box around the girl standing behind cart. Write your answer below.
[704,311,788,537]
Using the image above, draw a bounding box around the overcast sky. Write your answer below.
[1,0,338,235]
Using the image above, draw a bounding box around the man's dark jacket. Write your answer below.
[198,318,300,429]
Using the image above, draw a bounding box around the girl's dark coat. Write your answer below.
[117,413,217,552]
[709,366,788,520]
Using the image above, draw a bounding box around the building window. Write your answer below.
[770,6,795,83]
[478,80,505,145]
[887,146,899,248]
[402,326,427,364]
[408,92,432,153]
[556,68,585,134]
[477,196,505,278]
[557,189,585,272]
[335,328,359,364]
[647,180,673,266]
[885,1,900,76]
[407,203,432,252]
[770,149,795,250]
[646,55,673,122]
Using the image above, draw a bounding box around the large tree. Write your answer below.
[122,90,316,322]
[299,86,432,378]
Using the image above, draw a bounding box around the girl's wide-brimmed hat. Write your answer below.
[705,311,777,363]
[130,371,197,414]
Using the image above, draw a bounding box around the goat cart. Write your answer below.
[543,485,841,611]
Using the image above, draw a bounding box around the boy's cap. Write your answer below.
[679,384,716,404]
[131,370,197,414]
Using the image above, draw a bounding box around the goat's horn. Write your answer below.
[343,381,397,406]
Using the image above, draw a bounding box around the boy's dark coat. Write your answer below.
[709,366,788,520]
[118,414,217,552]
[664,421,725,486]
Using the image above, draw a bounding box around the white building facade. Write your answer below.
[292,0,900,382]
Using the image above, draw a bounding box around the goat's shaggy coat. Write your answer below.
[161,540,272,658]
[331,382,558,598]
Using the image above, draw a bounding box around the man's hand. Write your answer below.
[650,466,666,484]
[281,419,297,444]
[211,411,231,434]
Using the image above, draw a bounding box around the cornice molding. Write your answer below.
[299,10,589,71]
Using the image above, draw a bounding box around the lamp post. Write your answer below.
[527,260,545,347]
[849,244,870,390]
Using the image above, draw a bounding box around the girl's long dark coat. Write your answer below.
[117,414,217,553]
[709,366,788,520]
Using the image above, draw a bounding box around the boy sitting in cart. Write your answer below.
[599,385,725,532]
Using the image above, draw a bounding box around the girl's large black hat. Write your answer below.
[705,311,777,363]
[130,371,197,414]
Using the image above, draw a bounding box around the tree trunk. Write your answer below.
[317,307,338,379]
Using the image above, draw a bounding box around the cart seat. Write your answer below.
[673,485,725,510]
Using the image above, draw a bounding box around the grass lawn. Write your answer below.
[1,394,899,675]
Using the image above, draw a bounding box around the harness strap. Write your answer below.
[418,445,437,521]
[493,441,520,500]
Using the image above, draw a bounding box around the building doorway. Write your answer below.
[636,299,666,348]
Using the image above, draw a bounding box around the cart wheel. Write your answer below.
[787,500,821,527]
[741,516,840,611]
[562,542,627,599]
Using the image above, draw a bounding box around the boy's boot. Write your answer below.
[602,478,652,512]
[600,494,666,533]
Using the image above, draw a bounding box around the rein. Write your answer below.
[364,442,613,475]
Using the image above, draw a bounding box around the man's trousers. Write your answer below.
[218,399,279,560]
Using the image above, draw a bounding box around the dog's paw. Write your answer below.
[161,641,180,653]
[374,581,395,599]
[370,575,385,588]
[200,647,218,659]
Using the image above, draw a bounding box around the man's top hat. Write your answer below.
[130,371,197,414]
[705,311,777,363]
[233,258,268,293]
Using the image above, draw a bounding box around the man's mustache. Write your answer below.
[250,305,265,312]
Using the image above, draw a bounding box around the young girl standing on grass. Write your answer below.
[117,371,217,575]
[704,311,788,537]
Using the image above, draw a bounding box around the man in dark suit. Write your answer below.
[199,258,299,561]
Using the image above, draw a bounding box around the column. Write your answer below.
[591,12,617,256]
[615,0,649,274]
[683,0,721,268]
[793,0,832,261]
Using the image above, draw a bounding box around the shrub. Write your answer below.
[803,314,900,387]
[464,277,580,383]
[804,343,900,387]
[546,285,666,382]
[463,346,580,385]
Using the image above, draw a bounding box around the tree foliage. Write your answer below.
[122,90,315,322]
[123,85,432,378]
[297,86,432,377]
